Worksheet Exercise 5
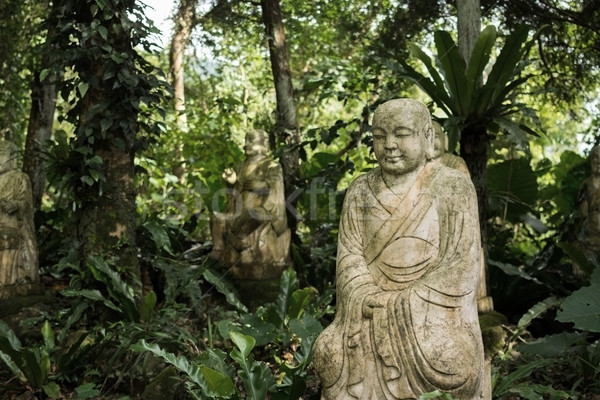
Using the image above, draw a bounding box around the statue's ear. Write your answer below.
[424,124,436,160]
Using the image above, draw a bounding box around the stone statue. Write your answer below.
[312,99,486,399]
[578,145,600,258]
[432,120,470,176]
[432,121,493,313]
[211,129,291,282]
[0,141,39,297]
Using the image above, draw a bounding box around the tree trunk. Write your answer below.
[457,0,481,66]
[69,1,141,291]
[23,2,60,212]
[169,0,197,131]
[261,0,301,189]
[24,69,57,212]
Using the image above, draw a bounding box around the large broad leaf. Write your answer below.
[202,268,248,313]
[518,332,588,357]
[481,24,531,110]
[408,43,453,111]
[238,362,274,400]
[556,272,600,332]
[466,26,497,100]
[434,30,469,114]
[518,296,562,329]
[396,59,453,116]
[487,158,538,222]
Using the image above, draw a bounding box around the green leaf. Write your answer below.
[140,290,157,322]
[408,43,451,107]
[200,365,235,397]
[483,24,531,107]
[434,30,469,114]
[493,358,554,396]
[77,82,89,98]
[518,296,562,329]
[202,268,248,313]
[519,332,587,357]
[287,288,314,321]
[275,269,299,327]
[97,25,108,41]
[238,361,274,400]
[488,259,540,283]
[419,390,457,400]
[466,26,496,98]
[487,158,538,221]
[40,69,50,82]
[556,283,600,332]
[75,382,100,399]
[43,382,61,398]
[229,331,255,359]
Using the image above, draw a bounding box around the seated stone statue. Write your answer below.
[432,120,470,176]
[0,140,39,292]
[211,129,290,281]
[578,145,600,256]
[312,99,486,399]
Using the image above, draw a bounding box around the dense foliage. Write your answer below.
[0,0,599,399]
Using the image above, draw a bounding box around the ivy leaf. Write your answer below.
[97,25,108,41]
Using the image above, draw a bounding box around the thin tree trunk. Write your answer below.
[261,0,301,190]
[169,0,197,131]
[24,2,60,211]
[24,70,57,211]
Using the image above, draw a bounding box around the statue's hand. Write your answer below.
[244,179,268,191]
[0,199,18,214]
[362,294,387,318]
[222,168,237,185]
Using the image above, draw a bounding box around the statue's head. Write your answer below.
[591,145,600,177]
[432,120,448,159]
[372,99,434,176]
[244,129,269,158]
[0,140,18,175]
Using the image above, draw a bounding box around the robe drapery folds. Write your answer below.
[313,160,485,400]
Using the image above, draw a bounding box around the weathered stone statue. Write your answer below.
[432,121,493,314]
[0,140,40,298]
[432,120,470,176]
[313,99,486,399]
[211,129,291,283]
[578,145,600,259]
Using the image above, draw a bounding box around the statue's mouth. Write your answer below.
[385,155,402,163]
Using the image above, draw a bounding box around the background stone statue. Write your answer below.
[312,99,486,399]
[211,129,290,282]
[432,121,492,313]
[432,120,470,176]
[0,140,39,297]
[577,145,600,260]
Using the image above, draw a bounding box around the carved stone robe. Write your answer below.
[313,160,485,400]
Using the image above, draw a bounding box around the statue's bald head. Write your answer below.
[372,99,435,161]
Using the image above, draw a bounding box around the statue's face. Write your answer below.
[244,132,267,157]
[432,124,446,158]
[372,103,429,176]
[0,148,15,175]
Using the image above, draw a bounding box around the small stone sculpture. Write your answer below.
[312,99,486,399]
[0,140,39,297]
[211,129,290,281]
[578,145,600,258]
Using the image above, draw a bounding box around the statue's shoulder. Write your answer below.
[431,163,476,201]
